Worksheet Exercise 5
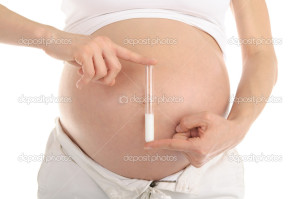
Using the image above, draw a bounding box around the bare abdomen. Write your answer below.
[58,18,230,180]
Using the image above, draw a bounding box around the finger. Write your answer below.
[114,44,157,65]
[173,132,191,140]
[176,114,209,133]
[92,51,107,81]
[98,50,122,85]
[76,58,95,89]
[67,60,81,67]
[111,79,116,85]
[144,139,194,152]
[78,68,83,75]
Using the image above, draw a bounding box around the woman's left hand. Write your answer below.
[144,112,247,167]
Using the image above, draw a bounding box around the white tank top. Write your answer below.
[61,0,231,52]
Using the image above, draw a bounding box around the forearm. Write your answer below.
[0,4,58,49]
[227,50,278,134]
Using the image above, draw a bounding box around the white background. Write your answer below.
[0,0,299,198]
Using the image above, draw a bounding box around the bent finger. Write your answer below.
[98,50,122,85]
[176,114,209,133]
[92,51,107,81]
[76,58,94,89]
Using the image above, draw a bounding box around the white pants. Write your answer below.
[37,118,244,199]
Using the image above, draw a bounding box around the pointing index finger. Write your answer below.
[144,139,194,152]
[114,44,157,65]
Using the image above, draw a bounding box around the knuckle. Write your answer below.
[85,70,95,78]
[95,36,111,45]
[102,69,108,76]
[180,118,189,129]
[96,69,107,78]
[88,41,99,51]
[102,36,111,43]
[81,47,92,58]
[94,36,104,42]
[112,63,121,72]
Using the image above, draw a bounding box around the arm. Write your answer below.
[0,4,50,46]
[0,4,76,51]
[227,0,278,132]
[0,4,157,88]
[144,0,277,167]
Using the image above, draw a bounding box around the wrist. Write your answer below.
[228,115,253,139]
[33,25,62,50]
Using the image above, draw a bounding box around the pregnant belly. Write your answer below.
[58,18,230,180]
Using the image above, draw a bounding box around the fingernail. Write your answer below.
[76,81,82,89]
[176,125,182,132]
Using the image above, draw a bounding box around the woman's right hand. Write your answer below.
[42,28,157,89]
[0,5,156,88]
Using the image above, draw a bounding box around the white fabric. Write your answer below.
[37,118,245,199]
[61,0,231,53]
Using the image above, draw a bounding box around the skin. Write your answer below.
[0,0,277,178]
[58,19,229,179]
[0,4,157,88]
[145,0,278,167]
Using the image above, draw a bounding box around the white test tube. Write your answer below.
[145,65,154,142]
